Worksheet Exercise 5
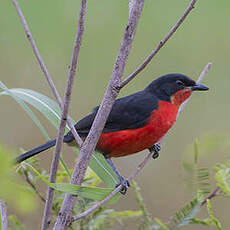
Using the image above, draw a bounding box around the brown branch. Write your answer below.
[54,1,146,229]
[23,170,46,203]
[12,0,83,147]
[201,187,220,206]
[120,0,197,88]
[0,200,8,230]
[41,1,87,229]
[72,63,212,222]
[73,151,153,221]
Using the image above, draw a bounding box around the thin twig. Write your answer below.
[12,0,83,147]
[0,200,8,230]
[41,1,87,229]
[73,151,153,221]
[54,1,146,229]
[177,62,212,116]
[120,0,197,88]
[23,170,46,203]
[72,63,211,222]
[201,187,220,205]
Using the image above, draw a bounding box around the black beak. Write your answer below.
[191,83,209,91]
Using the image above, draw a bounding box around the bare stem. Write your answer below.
[23,170,46,203]
[41,1,87,229]
[54,1,146,229]
[201,187,220,205]
[120,0,198,88]
[0,200,8,230]
[177,63,211,118]
[12,0,83,147]
[72,63,211,222]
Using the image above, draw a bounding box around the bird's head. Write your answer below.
[146,73,209,105]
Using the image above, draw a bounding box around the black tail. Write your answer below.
[15,139,56,163]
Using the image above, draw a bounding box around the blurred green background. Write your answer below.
[1,0,230,229]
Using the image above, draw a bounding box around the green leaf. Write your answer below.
[154,217,169,230]
[51,183,119,203]
[0,83,50,140]
[207,199,222,230]
[168,195,202,228]
[0,82,71,178]
[132,181,152,227]
[214,161,230,196]
[24,162,120,203]
[183,139,210,195]
[190,217,213,226]
[108,210,142,219]
[0,85,119,187]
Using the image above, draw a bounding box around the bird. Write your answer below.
[15,73,209,194]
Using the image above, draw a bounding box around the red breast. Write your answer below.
[96,89,192,157]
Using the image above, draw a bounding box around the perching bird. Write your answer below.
[15,73,209,194]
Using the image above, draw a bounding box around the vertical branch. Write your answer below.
[0,200,8,230]
[12,0,83,147]
[41,0,87,229]
[54,0,146,229]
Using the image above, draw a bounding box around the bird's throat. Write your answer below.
[170,89,192,106]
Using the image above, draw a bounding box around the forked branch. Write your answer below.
[72,62,211,222]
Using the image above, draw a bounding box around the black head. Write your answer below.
[145,73,209,102]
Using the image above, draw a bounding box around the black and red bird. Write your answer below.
[15,73,209,194]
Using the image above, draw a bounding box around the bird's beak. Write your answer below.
[191,83,209,91]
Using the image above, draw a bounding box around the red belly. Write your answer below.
[96,101,179,157]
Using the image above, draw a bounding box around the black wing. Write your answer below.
[64,90,158,142]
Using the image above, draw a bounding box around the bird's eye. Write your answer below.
[176,80,184,87]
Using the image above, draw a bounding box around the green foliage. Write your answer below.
[0,84,119,187]
[190,200,223,230]
[183,139,211,195]
[214,160,230,196]
[132,181,153,229]
[20,161,120,204]
[150,136,229,230]
[206,199,222,230]
[8,215,26,230]
[0,145,37,213]
[71,207,142,230]
[154,218,169,230]
[169,195,202,229]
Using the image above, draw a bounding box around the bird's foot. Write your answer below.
[149,143,161,159]
[116,177,130,195]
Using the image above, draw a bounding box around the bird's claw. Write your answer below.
[149,143,161,159]
[116,178,130,195]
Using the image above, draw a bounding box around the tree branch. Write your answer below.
[119,0,197,88]
[12,0,83,147]
[201,187,220,206]
[54,1,146,229]
[72,63,211,222]
[41,1,87,229]
[0,200,8,230]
